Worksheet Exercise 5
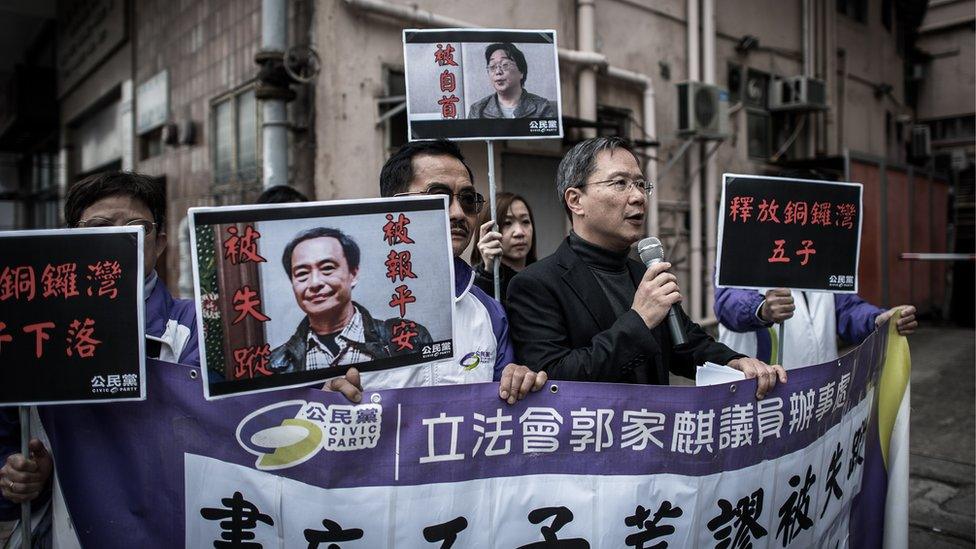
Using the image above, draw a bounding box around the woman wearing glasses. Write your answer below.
[467,43,556,119]
[471,192,538,305]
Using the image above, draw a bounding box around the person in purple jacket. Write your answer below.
[714,286,917,369]
[0,171,200,536]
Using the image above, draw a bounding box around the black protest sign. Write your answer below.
[716,174,863,293]
[0,228,145,405]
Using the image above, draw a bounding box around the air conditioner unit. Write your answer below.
[676,81,730,140]
[910,125,932,160]
[768,76,827,112]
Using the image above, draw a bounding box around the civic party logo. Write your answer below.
[459,350,492,371]
[236,399,383,471]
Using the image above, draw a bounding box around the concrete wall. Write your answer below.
[915,0,976,120]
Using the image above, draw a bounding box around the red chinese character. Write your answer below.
[0,266,35,301]
[433,43,458,66]
[223,225,267,265]
[382,213,415,246]
[783,201,809,225]
[233,344,273,379]
[390,320,419,352]
[836,203,857,230]
[811,202,832,226]
[65,318,101,358]
[86,260,122,299]
[22,321,55,358]
[0,322,11,353]
[757,199,781,223]
[439,70,456,93]
[795,239,816,266]
[388,284,416,318]
[232,286,271,324]
[385,250,417,283]
[438,94,460,119]
[41,263,79,299]
[768,239,790,263]
[729,196,755,222]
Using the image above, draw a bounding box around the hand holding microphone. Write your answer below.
[635,237,688,347]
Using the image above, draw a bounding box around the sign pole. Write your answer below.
[18,405,30,548]
[777,320,786,366]
[486,140,500,301]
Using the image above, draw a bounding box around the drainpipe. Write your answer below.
[703,0,717,319]
[687,0,702,320]
[259,0,289,188]
[609,65,658,238]
[802,0,816,158]
[577,0,598,138]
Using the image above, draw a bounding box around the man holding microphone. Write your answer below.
[506,137,785,398]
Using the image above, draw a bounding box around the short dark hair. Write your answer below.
[379,139,474,197]
[485,43,528,87]
[557,137,640,219]
[281,227,361,278]
[64,171,166,229]
[256,185,309,204]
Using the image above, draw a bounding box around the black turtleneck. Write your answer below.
[568,232,635,318]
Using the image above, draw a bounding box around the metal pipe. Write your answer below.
[703,0,717,317]
[577,0,598,138]
[261,0,288,189]
[687,0,702,320]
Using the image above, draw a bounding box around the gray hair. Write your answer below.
[556,137,639,206]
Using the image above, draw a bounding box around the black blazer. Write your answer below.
[507,238,743,384]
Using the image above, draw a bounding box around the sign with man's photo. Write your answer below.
[0,227,146,405]
[189,197,456,399]
[403,28,563,141]
[716,174,864,293]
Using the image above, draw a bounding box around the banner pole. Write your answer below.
[486,140,500,301]
[18,405,30,548]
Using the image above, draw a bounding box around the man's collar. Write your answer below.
[144,270,158,301]
[307,307,364,346]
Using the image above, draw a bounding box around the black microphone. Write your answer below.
[636,237,688,348]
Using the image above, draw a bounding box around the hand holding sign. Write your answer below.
[760,288,795,323]
[0,439,52,503]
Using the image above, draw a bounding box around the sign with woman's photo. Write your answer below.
[403,28,562,141]
[189,197,456,399]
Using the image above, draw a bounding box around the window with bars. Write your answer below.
[211,86,261,194]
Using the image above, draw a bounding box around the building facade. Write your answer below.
[0,0,966,318]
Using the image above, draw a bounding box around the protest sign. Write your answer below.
[403,29,563,141]
[0,227,145,405]
[717,174,864,293]
[189,197,456,399]
[35,318,910,547]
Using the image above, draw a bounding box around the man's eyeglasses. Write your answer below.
[486,60,518,74]
[77,217,158,235]
[579,178,655,195]
[396,185,486,215]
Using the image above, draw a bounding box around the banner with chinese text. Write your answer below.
[36,320,910,547]
[403,29,563,141]
[717,174,863,292]
[0,227,145,405]
[188,197,456,399]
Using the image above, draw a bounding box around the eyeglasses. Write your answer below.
[77,217,158,235]
[580,178,655,195]
[396,185,486,215]
[486,60,518,74]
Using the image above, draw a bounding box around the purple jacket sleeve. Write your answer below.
[834,293,884,345]
[714,287,769,332]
